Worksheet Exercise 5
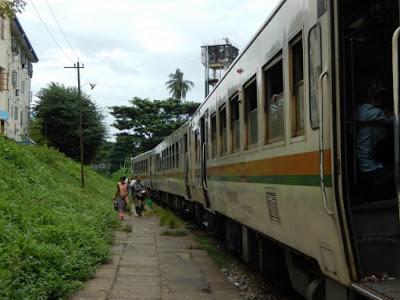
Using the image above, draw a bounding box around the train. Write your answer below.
[132,0,400,299]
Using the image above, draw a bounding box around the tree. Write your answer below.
[33,82,106,164]
[110,97,200,153]
[0,0,26,17]
[165,68,194,101]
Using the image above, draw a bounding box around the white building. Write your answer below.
[0,16,38,141]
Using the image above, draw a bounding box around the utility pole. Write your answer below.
[64,61,85,188]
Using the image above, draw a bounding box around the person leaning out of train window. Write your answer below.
[356,80,395,200]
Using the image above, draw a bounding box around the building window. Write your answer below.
[244,78,258,146]
[309,25,322,129]
[0,16,5,40]
[290,34,305,137]
[0,120,4,135]
[265,56,284,144]
[0,67,8,91]
[21,80,25,94]
[210,113,217,158]
[14,106,18,120]
[230,95,240,152]
[11,71,17,88]
[219,105,227,156]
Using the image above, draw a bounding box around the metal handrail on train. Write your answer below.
[318,69,334,216]
[392,27,400,207]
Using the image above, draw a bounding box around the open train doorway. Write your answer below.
[339,0,400,285]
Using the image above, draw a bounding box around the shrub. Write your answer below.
[0,137,118,299]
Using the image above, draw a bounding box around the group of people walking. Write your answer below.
[113,175,147,220]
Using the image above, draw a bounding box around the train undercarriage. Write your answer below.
[152,190,381,300]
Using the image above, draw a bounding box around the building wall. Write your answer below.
[0,17,36,142]
[0,16,11,136]
[7,38,33,141]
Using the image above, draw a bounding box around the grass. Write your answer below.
[193,235,233,268]
[150,204,232,268]
[160,230,187,237]
[152,205,183,229]
[0,137,119,300]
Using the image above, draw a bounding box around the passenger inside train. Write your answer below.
[341,0,398,203]
[356,80,395,200]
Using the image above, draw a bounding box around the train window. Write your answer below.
[219,105,227,156]
[169,146,172,169]
[230,95,240,152]
[244,77,258,146]
[194,131,199,163]
[162,150,166,170]
[172,144,175,169]
[184,134,188,153]
[308,24,322,129]
[210,113,217,158]
[175,142,179,168]
[264,56,284,143]
[290,34,305,137]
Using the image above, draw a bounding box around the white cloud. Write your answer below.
[20,0,281,139]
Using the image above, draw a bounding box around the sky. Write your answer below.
[19,0,281,139]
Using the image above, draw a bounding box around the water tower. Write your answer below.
[201,38,239,97]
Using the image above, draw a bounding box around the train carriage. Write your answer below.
[131,150,152,188]
[134,0,400,299]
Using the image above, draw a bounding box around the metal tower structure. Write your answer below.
[201,38,239,98]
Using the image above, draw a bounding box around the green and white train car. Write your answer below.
[134,0,400,298]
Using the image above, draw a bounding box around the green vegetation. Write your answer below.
[165,68,194,100]
[33,82,106,164]
[152,205,183,229]
[160,230,187,237]
[193,235,233,268]
[0,137,118,300]
[0,0,26,17]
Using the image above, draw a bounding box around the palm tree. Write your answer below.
[165,69,194,101]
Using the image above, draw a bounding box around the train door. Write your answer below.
[200,114,210,208]
[183,133,191,200]
[337,0,400,285]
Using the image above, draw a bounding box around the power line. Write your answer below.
[28,0,73,63]
[44,0,79,60]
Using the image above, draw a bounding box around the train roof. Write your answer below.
[132,149,153,161]
[133,0,286,159]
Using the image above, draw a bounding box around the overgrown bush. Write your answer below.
[0,137,118,299]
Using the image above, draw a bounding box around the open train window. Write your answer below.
[175,142,179,168]
[290,34,305,137]
[264,54,284,144]
[308,24,322,129]
[210,113,217,158]
[230,94,240,152]
[194,131,199,163]
[244,76,258,147]
[172,146,174,169]
[219,105,227,156]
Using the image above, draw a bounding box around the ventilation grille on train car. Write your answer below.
[265,188,280,223]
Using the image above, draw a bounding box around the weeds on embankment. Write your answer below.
[0,137,119,300]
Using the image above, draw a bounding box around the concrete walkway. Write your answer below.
[70,215,241,300]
